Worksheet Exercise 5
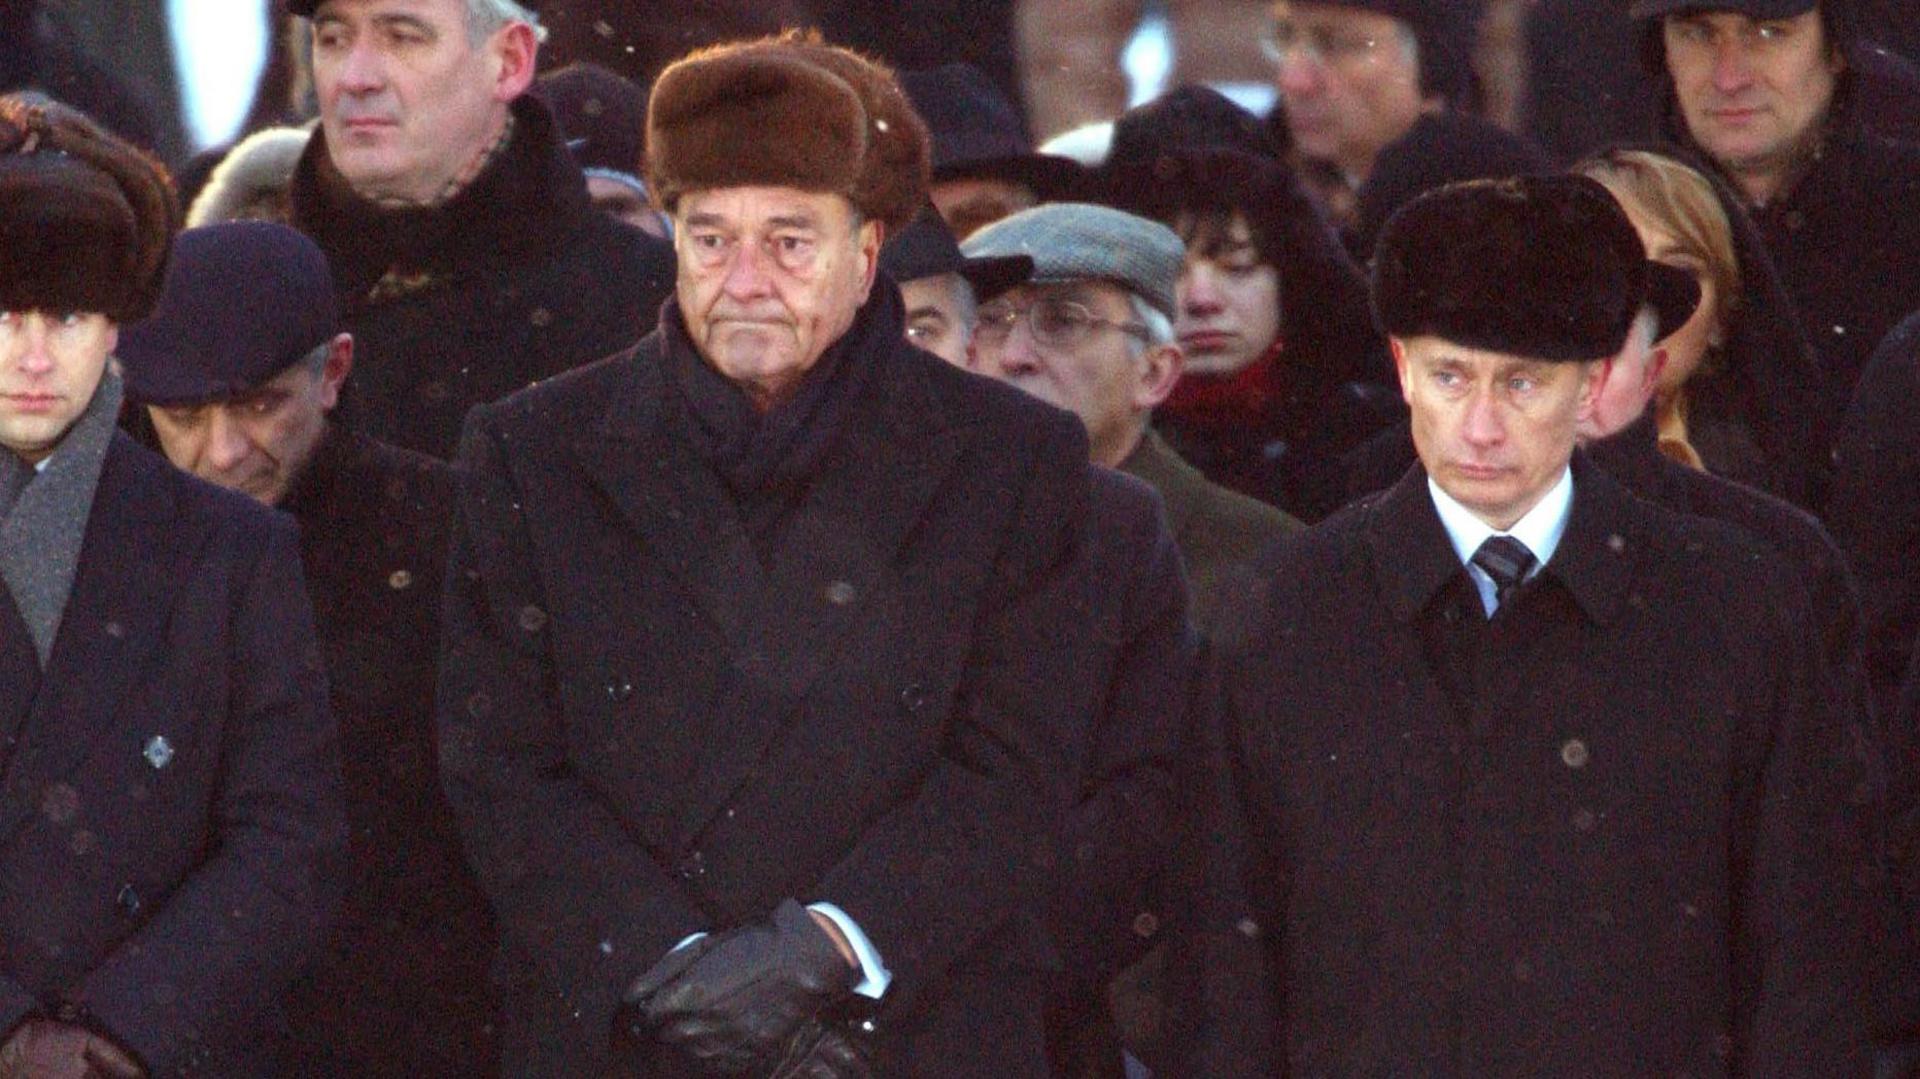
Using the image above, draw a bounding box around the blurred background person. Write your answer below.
[1105,148,1395,520]
[1576,145,1827,509]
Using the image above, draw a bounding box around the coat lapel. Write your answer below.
[735,356,969,698]
[0,438,202,836]
[571,341,763,647]
[0,583,38,770]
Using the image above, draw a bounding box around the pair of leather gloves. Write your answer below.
[613,899,874,1077]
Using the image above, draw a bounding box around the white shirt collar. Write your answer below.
[1428,466,1575,613]
[33,456,50,474]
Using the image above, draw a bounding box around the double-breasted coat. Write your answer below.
[1195,455,1882,1075]
[438,295,1097,1076]
[0,434,345,1076]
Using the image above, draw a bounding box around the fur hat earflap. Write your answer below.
[0,92,179,323]
[1371,174,1652,363]
[646,30,930,236]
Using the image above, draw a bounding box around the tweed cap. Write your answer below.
[880,205,1032,301]
[961,202,1184,319]
[119,223,341,406]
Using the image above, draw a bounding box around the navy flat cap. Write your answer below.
[119,222,340,406]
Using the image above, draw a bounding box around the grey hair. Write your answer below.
[466,0,547,44]
[1127,293,1176,355]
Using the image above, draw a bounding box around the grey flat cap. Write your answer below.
[961,202,1185,319]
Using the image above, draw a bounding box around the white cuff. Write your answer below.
[806,902,892,999]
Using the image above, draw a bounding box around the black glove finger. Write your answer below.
[625,935,720,1006]
[794,1028,873,1079]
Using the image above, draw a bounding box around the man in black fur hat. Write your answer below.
[0,93,345,1077]
[285,0,674,458]
[1185,175,1883,1073]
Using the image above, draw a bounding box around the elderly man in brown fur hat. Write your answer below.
[438,32,1113,1077]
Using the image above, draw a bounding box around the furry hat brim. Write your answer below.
[646,32,929,236]
[1371,175,1654,362]
[0,93,178,323]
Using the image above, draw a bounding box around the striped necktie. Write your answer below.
[1471,535,1537,613]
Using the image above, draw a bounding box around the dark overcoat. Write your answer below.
[439,307,1096,1076]
[276,428,498,1075]
[1198,455,1882,1075]
[1040,468,1194,1077]
[290,95,675,460]
[0,434,346,1076]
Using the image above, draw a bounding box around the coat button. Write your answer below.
[824,580,857,607]
[677,850,706,881]
[1783,209,1806,231]
[143,736,175,770]
[1131,912,1161,939]
[116,884,141,916]
[899,683,927,713]
[1560,738,1590,769]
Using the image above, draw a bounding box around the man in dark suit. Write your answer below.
[439,33,1105,1077]
[117,222,498,1075]
[1189,175,1883,1073]
[0,94,344,1077]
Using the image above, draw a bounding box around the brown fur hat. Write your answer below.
[0,92,179,323]
[645,31,929,236]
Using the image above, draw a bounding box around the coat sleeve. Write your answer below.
[78,515,348,1071]
[437,408,711,1032]
[808,413,1094,1011]
[1729,548,1885,1073]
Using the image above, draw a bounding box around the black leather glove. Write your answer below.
[618,899,857,1074]
[767,1017,873,1079]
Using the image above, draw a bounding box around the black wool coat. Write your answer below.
[275,428,498,1076]
[1197,455,1882,1076]
[439,303,1097,1076]
[290,95,675,460]
[0,435,346,1076]
[1040,468,1195,1078]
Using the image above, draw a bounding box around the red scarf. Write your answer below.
[1163,339,1287,436]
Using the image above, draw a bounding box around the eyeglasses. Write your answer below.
[973,297,1150,351]
[1259,21,1388,67]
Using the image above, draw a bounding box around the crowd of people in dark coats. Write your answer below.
[1,0,1917,1076]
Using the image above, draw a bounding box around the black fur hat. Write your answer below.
[0,92,178,323]
[1372,175,1658,362]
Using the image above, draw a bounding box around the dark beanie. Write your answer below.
[646,31,930,235]
[1371,175,1656,362]
[0,92,178,323]
[534,61,648,178]
[1317,0,1486,105]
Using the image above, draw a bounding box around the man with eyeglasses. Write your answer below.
[1262,1,1546,241]
[964,200,1294,1078]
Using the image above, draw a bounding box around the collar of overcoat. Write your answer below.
[1364,450,1645,628]
[0,435,208,840]
[570,296,977,701]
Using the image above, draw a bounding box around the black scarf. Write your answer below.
[659,281,903,544]
[289,95,593,310]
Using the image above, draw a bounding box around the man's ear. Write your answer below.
[318,333,354,411]
[1642,345,1670,398]
[1390,337,1412,403]
[1135,342,1184,411]
[1577,356,1616,423]
[491,21,539,102]
[856,217,885,300]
